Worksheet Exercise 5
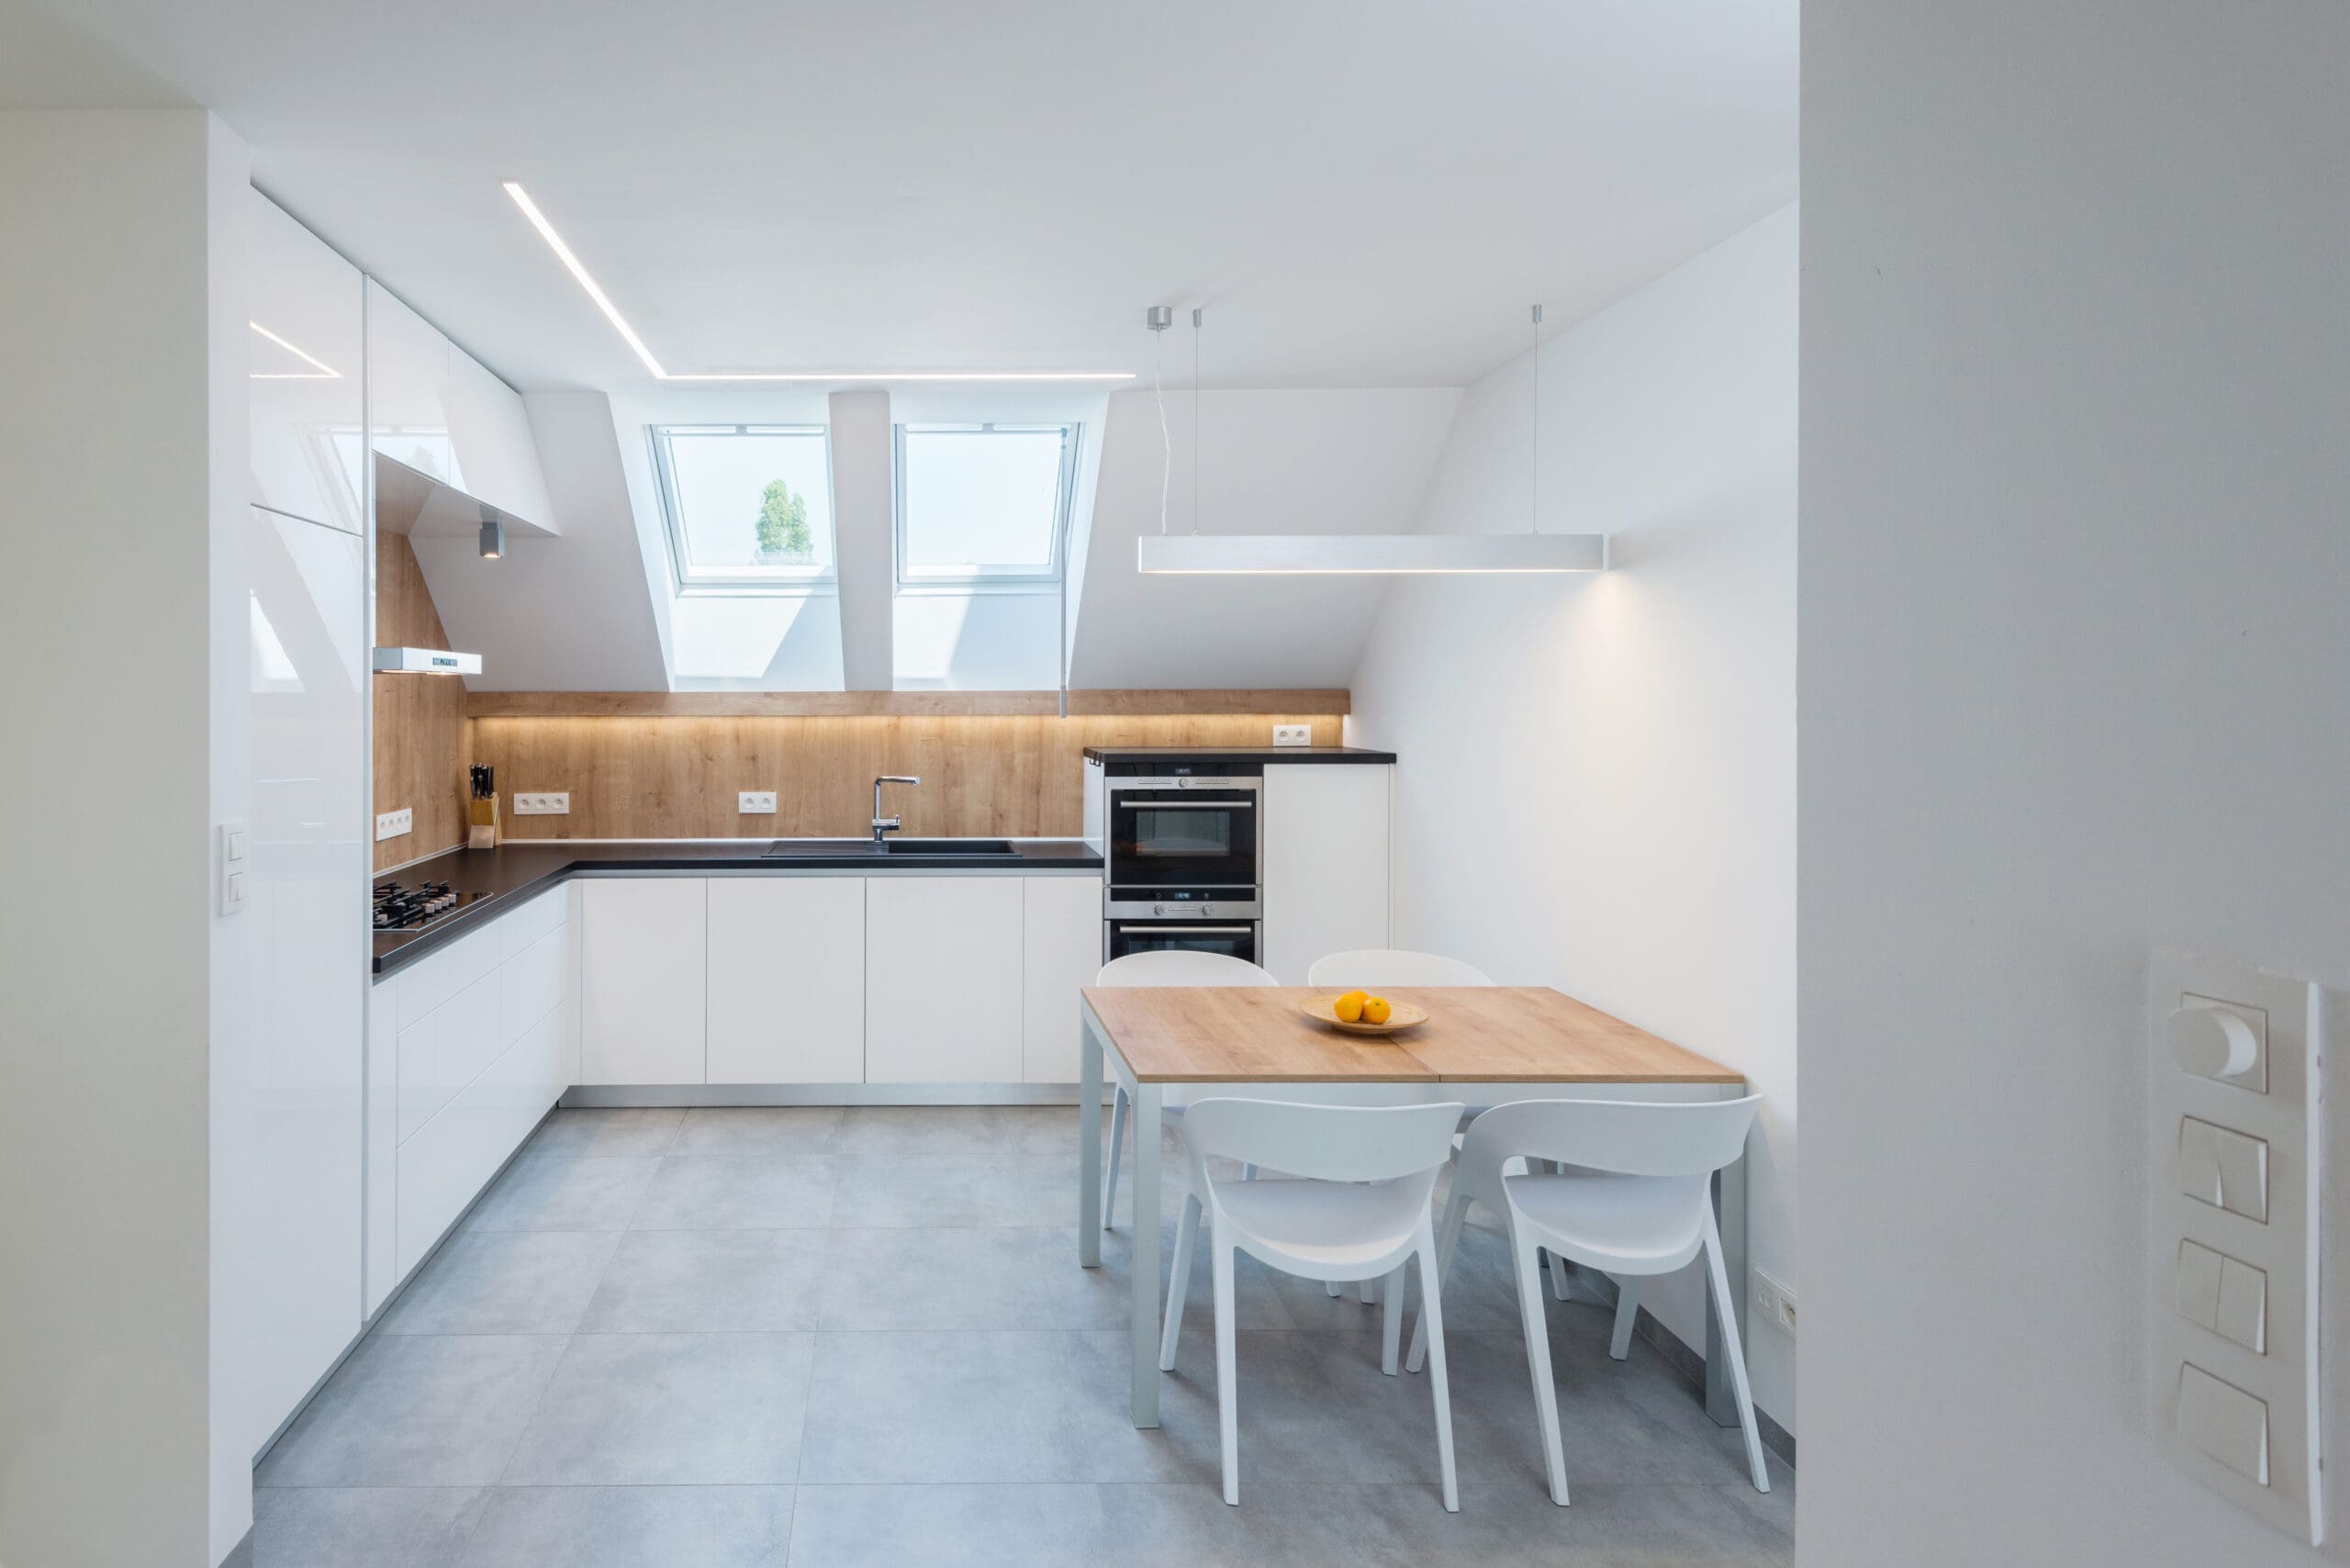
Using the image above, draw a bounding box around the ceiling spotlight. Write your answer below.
[479,507,505,560]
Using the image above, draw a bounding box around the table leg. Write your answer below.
[1078,1005,1102,1270]
[1705,1120,1750,1428]
[1130,1081,1163,1428]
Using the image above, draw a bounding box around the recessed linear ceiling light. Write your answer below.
[249,320,341,378]
[1135,301,1606,576]
[501,180,1134,384]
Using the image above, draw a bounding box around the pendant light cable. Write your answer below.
[1529,302,1543,537]
[1152,319,1171,536]
[1192,308,1203,533]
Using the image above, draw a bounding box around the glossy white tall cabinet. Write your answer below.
[1260,763,1393,985]
[248,192,364,531]
[243,503,366,1446]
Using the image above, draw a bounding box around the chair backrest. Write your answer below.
[1459,1096,1762,1191]
[1305,948,1494,989]
[1182,1097,1466,1185]
[1095,950,1279,988]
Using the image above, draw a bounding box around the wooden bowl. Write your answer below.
[1301,995,1430,1036]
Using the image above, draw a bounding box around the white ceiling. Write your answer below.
[12,0,1796,392]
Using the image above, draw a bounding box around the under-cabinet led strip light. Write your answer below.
[502,181,1134,384]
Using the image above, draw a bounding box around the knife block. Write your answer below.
[467,794,499,850]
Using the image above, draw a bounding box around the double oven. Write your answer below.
[1102,766,1262,965]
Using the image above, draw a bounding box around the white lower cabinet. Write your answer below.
[581,878,710,1084]
[866,876,1025,1082]
[1023,876,1105,1082]
[396,1009,562,1277]
[707,877,867,1083]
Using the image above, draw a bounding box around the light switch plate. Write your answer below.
[1271,724,1312,747]
[513,793,570,815]
[738,790,778,814]
[2148,949,2328,1545]
[218,819,249,915]
[374,808,412,843]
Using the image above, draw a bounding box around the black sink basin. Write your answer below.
[759,838,1023,860]
[883,838,1019,857]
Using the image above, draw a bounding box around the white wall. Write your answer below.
[0,108,245,1567]
[1801,4,2350,1562]
[1348,205,1797,1429]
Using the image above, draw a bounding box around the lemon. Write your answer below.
[1332,992,1366,1024]
[1362,996,1393,1025]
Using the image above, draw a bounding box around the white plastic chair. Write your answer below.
[1161,1098,1468,1509]
[1096,950,1280,1231]
[1404,1095,1770,1503]
[1304,948,1495,989]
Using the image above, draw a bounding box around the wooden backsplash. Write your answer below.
[468,710,1346,841]
[373,532,473,870]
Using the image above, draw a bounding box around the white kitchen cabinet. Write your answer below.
[707,877,867,1083]
[364,978,397,1317]
[366,279,460,487]
[445,349,555,531]
[1023,876,1105,1082]
[581,879,709,1084]
[865,877,1025,1082]
[397,966,502,1142]
[249,189,364,532]
[397,1008,563,1278]
[1261,763,1392,985]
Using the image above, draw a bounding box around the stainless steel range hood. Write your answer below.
[371,647,482,675]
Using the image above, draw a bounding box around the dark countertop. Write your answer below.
[1082,745,1396,767]
[374,838,1102,979]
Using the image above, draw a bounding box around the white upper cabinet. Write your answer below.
[708,878,867,1084]
[1023,876,1104,1083]
[248,190,364,532]
[366,279,460,487]
[866,877,1024,1083]
[445,349,554,531]
[1261,764,1392,985]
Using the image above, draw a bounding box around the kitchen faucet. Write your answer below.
[872,776,920,844]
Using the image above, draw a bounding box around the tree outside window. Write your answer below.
[755,478,812,563]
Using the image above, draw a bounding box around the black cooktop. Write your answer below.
[372,879,490,931]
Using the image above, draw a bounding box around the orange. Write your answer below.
[1332,992,1366,1024]
[1362,996,1393,1025]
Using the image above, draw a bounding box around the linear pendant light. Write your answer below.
[1135,302,1606,575]
[503,181,1133,384]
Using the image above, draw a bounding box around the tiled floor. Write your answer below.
[254,1105,1793,1565]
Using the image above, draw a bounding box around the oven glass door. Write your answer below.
[1107,789,1259,890]
[1105,923,1260,965]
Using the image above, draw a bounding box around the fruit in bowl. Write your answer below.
[1361,996,1393,1025]
[1332,990,1369,1023]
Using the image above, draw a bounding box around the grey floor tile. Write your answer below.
[674,1104,845,1156]
[501,1331,815,1484]
[462,1155,659,1233]
[376,1230,622,1336]
[256,1336,567,1487]
[828,1151,1070,1228]
[580,1228,831,1332]
[525,1106,686,1158]
[458,1485,794,1568]
[252,1486,488,1568]
[834,1104,1086,1158]
[630,1154,836,1229]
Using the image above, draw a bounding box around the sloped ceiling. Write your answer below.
[1067,387,1462,689]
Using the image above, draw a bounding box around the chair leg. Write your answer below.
[1160,1192,1199,1372]
[1702,1211,1772,1493]
[1406,1187,1471,1373]
[1608,1275,1640,1361]
[1550,1249,1572,1301]
[1512,1230,1570,1506]
[1358,1277,1376,1305]
[1101,1086,1128,1230]
[1416,1224,1460,1512]
[1381,1262,1404,1374]
[1241,1161,1258,1181]
[1213,1232,1241,1506]
[1325,1279,1343,1297]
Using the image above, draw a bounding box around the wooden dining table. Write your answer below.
[1074,985,1751,1430]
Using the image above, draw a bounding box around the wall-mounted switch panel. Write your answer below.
[1271,725,1312,747]
[374,808,412,843]
[218,819,249,915]
[1750,1270,1797,1337]
[2147,950,2329,1545]
[738,791,778,814]
[512,793,569,815]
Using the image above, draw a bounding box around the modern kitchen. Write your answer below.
[10,5,2346,1568]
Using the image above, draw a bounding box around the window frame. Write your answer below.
[891,421,1080,592]
[648,422,837,592]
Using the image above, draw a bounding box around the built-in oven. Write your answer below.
[1105,918,1261,966]
[1104,775,1260,893]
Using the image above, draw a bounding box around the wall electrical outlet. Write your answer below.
[1751,1271,1797,1336]
[374,808,412,842]
[1271,724,1313,747]
[512,793,570,815]
[738,790,778,814]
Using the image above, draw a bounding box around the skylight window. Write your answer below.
[651,424,835,588]
[894,423,1077,587]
